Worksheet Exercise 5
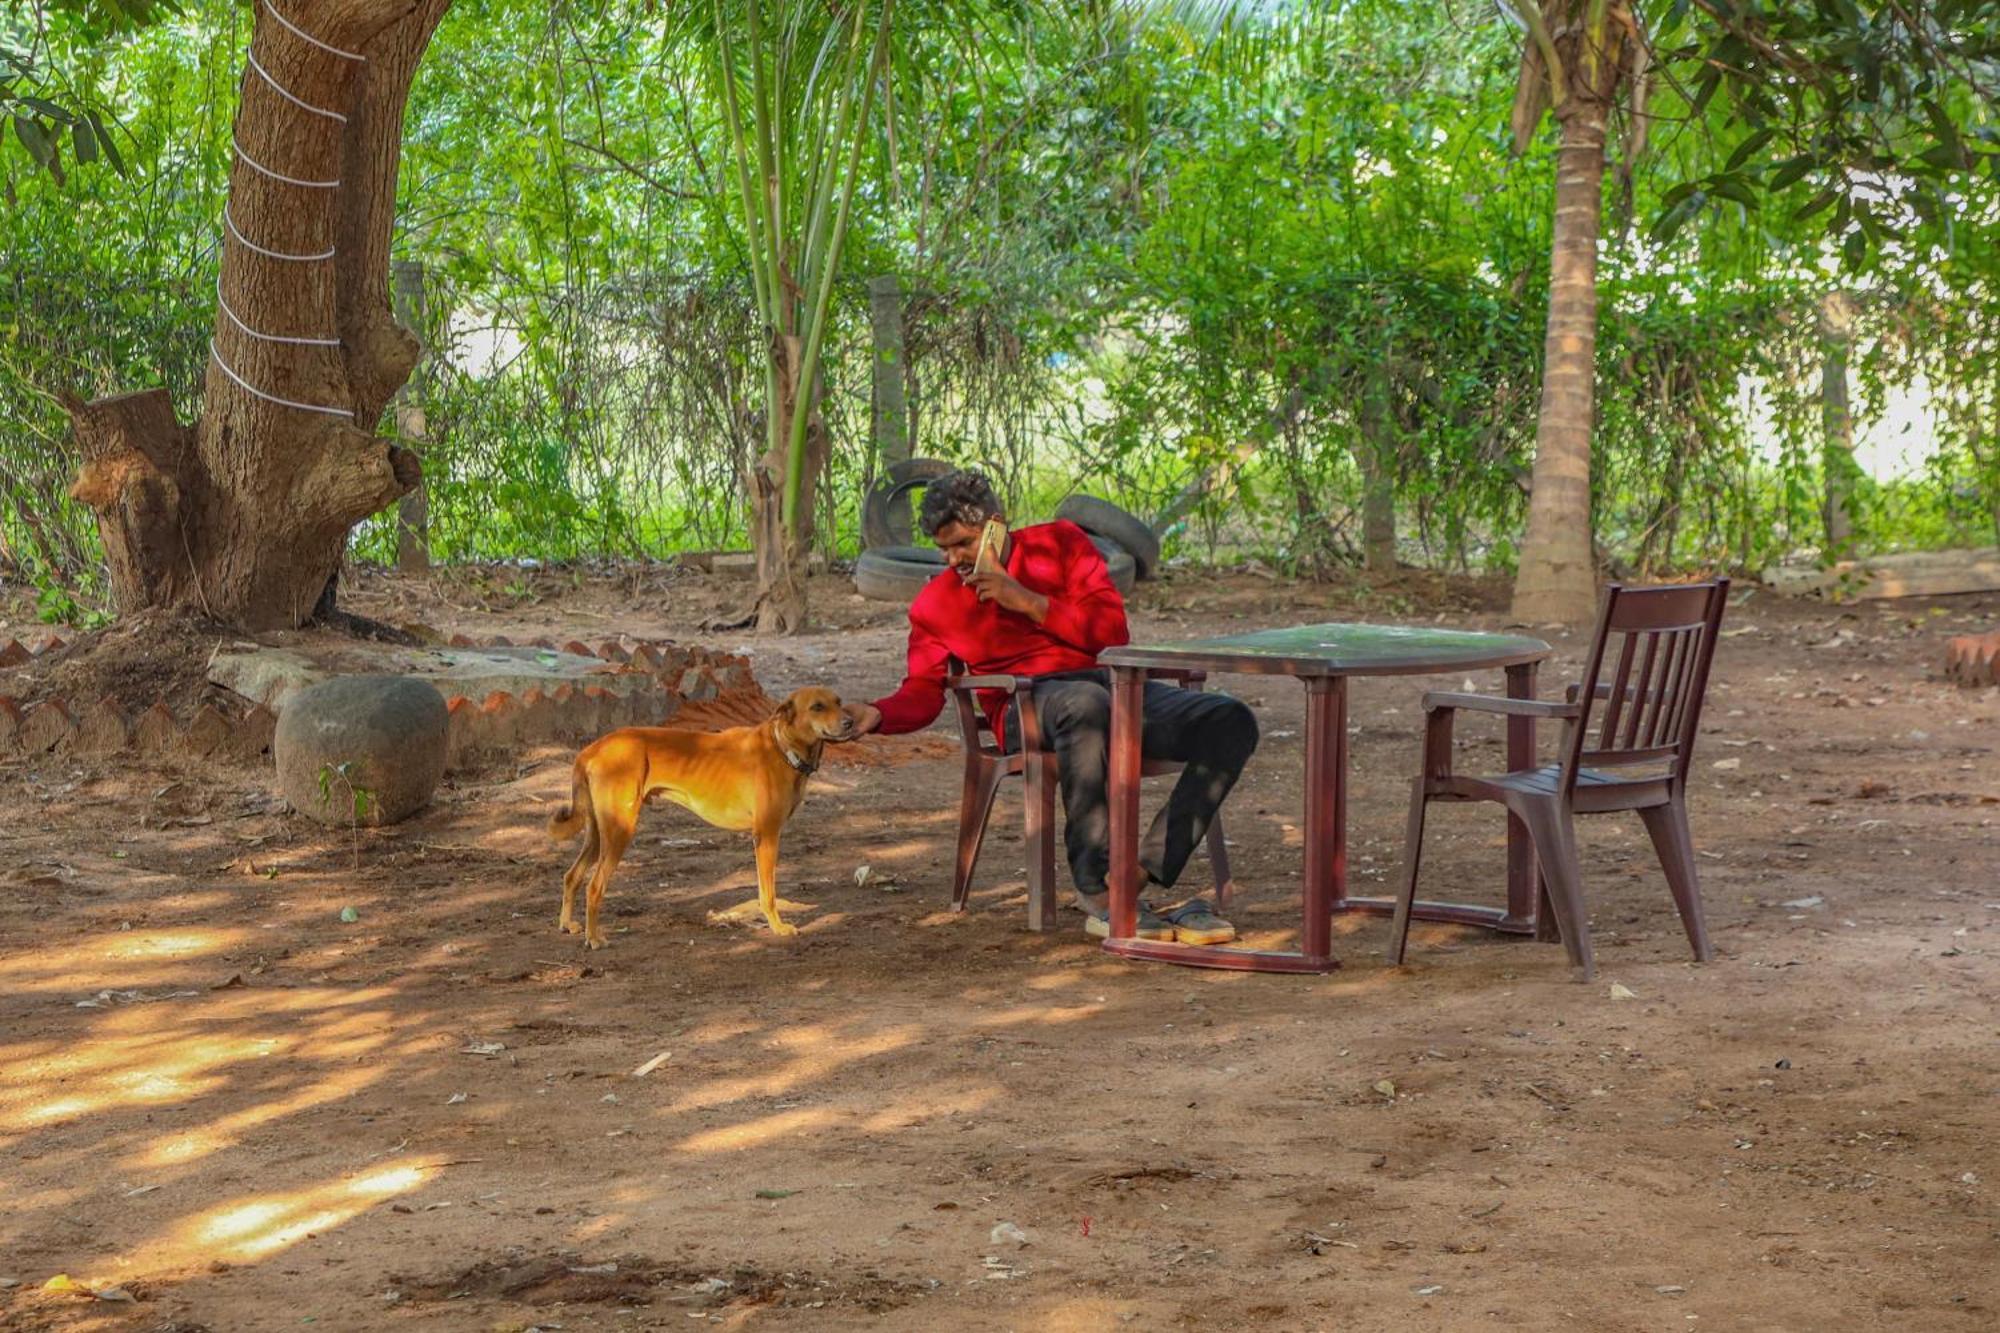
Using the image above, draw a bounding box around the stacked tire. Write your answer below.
[855,459,956,602]
[1055,495,1160,581]
[852,544,947,602]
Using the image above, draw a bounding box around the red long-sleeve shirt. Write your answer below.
[870,519,1130,735]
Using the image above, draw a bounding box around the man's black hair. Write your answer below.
[919,469,1003,537]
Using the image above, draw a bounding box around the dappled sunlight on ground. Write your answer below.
[0,927,251,995]
[3,582,1998,1327]
[669,1021,925,1111]
[130,1158,439,1269]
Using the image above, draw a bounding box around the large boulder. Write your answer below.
[275,675,448,826]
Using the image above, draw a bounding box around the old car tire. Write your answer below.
[1085,536,1139,594]
[863,458,957,549]
[1056,495,1160,579]
[853,548,945,602]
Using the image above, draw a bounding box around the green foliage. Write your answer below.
[2,0,167,183]
[1647,1,2000,268]
[1,0,1997,621]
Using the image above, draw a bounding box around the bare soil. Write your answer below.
[1,610,248,716]
[2,568,1997,1333]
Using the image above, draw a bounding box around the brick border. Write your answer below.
[1946,631,2000,688]
[0,634,763,769]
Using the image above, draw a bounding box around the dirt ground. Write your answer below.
[2,567,1996,1333]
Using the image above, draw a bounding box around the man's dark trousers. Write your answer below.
[1002,669,1257,900]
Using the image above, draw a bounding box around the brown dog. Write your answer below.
[547,687,856,947]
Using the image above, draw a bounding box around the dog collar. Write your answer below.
[774,722,819,776]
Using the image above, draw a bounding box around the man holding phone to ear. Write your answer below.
[849,469,1257,945]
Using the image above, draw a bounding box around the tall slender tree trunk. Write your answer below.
[868,273,911,541]
[746,331,827,633]
[1818,290,1858,556]
[1511,103,1608,624]
[1356,371,1397,573]
[66,0,450,630]
[392,258,431,573]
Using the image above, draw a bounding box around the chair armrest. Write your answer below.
[1422,691,1578,720]
[944,671,1047,753]
[946,673,1024,694]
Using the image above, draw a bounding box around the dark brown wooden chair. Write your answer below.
[1389,579,1730,979]
[945,660,1233,931]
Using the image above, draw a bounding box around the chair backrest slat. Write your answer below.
[1641,629,1686,750]
[1564,580,1730,787]
[1620,631,1663,751]
[1658,630,1697,749]
[1598,631,1639,751]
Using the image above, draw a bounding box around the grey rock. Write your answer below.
[275,675,447,826]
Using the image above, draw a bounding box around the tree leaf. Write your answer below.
[1792,186,1838,221]
[1724,126,1776,173]
[87,111,125,176]
[1688,67,1721,119]
[13,115,54,167]
[19,96,75,124]
[71,119,97,165]
[1707,173,1761,208]
[1922,98,1965,168]
[1649,189,1706,243]
[1767,154,1816,191]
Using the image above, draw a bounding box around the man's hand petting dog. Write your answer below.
[847,703,883,737]
[964,568,1049,622]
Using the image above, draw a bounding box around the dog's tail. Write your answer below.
[548,765,590,842]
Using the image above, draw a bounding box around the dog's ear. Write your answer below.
[774,697,798,725]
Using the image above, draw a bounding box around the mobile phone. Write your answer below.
[966,517,1006,581]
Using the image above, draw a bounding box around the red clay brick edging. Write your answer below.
[1947,631,2000,688]
[0,634,762,771]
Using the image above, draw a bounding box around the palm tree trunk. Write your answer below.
[1511,104,1608,624]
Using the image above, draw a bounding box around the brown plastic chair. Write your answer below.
[945,660,1233,931]
[1389,579,1730,979]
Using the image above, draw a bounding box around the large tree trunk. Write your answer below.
[1818,290,1858,556]
[65,0,450,631]
[1511,101,1608,624]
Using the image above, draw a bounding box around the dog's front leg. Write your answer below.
[753,829,796,938]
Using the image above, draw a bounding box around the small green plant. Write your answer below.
[316,761,377,867]
[33,585,109,630]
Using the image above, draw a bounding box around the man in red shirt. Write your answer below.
[851,471,1256,944]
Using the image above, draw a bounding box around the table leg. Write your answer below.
[1301,677,1343,965]
[1505,660,1544,935]
[1106,664,1144,941]
[1099,667,1339,974]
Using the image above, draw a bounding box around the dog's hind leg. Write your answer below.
[753,830,797,938]
[558,809,599,935]
[582,801,636,950]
